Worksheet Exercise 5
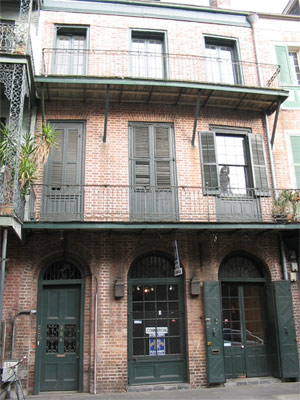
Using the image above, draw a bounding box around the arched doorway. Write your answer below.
[219,254,270,379]
[127,252,187,385]
[34,258,85,394]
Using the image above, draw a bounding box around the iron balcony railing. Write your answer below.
[41,48,281,89]
[27,184,300,224]
[0,23,31,55]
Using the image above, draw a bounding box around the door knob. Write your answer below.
[241,345,244,349]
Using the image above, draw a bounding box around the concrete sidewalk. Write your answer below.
[27,381,300,400]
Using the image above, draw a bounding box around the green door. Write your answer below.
[128,253,186,385]
[221,283,269,379]
[40,285,81,391]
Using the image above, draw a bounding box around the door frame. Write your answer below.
[127,252,187,385]
[34,257,85,394]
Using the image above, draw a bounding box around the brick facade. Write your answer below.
[1,0,299,395]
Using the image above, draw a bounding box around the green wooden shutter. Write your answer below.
[273,280,299,379]
[265,283,281,378]
[155,126,171,187]
[203,281,225,384]
[249,134,269,196]
[199,131,218,194]
[132,125,151,188]
[290,136,300,187]
[275,45,293,86]
[49,128,64,186]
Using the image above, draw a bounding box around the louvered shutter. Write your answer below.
[49,129,64,186]
[275,45,293,86]
[65,128,80,185]
[290,136,300,187]
[249,134,269,196]
[199,131,219,194]
[133,126,150,188]
[155,126,171,187]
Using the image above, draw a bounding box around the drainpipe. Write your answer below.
[264,112,277,196]
[94,276,98,395]
[247,13,262,87]
[11,310,36,359]
[279,233,288,281]
[0,228,8,343]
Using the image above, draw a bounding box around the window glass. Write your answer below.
[205,42,235,84]
[289,51,300,85]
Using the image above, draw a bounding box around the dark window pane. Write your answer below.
[169,337,181,354]
[133,338,145,356]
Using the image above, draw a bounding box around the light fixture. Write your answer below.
[190,276,200,296]
[114,278,124,298]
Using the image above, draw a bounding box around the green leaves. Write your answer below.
[0,123,58,196]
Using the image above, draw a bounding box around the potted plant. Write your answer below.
[273,190,300,222]
[0,123,58,215]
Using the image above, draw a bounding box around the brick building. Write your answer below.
[0,0,299,396]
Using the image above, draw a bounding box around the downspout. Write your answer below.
[247,13,262,86]
[94,276,98,395]
[11,310,36,359]
[0,228,8,343]
[264,113,277,195]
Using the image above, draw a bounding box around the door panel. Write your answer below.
[128,281,186,385]
[273,281,299,379]
[40,286,80,391]
[42,123,84,221]
[203,281,225,384]
[222,283,269,379]
[130,124,178,221]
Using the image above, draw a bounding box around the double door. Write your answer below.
[221,283,269,378]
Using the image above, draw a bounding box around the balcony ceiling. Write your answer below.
[35,78,289,115]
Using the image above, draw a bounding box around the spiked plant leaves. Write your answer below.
[0,123,58,196]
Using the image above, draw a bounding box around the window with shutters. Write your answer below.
[42,122,85,220]
[129,123,178,221]
[53,26,88,75]
[130,31,166,79]
[205,37,242,85]
[199,127,269,196]
[275,45,300,108]
[287,133,300,188]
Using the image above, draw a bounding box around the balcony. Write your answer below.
[27,184,300,225]
[36,49,289,114]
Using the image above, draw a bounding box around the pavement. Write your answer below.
[26,380,300,400]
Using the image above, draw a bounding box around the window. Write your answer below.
[130,31,166,79]
[288,134,300,188]
[129,123,177,221]
[205,37,241,85]
[275,45,300,107]
[199,128,268,195]
[53,26,88,75]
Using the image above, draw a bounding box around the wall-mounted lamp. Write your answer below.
[190,276,200,296]
[114,278,124,298]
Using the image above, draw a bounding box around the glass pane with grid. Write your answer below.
[131,284,181,357]
[222,285,242,347]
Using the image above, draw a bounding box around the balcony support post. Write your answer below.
[103,84,110,143]
[271,100,281,147]
[264,112,277,197]
[191,89,201,146]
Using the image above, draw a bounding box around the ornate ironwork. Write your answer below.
[64,325,77,353]
[43,261,82,280]
[130,254,175,279]
[219,256,265,279]
[46,324,58,353]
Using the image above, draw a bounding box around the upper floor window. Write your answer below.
[288,50,300,85]
[205,37,242,85]
[53,26,88,75]
[130,31,166,79]
[275,45,300,107]
[199,127,268,195]
[288,134,300,188]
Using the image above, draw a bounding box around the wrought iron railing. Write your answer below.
[27,184,300,224]
[41,48,281,89]
[0,23,33,59]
